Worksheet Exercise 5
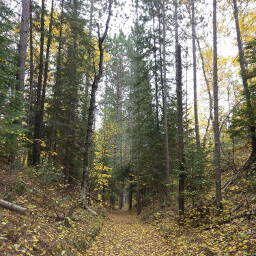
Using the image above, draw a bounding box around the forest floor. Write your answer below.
[86,204,256,256]
[0,165,104,255]
[1,164,256,255]
[86,209,173,255]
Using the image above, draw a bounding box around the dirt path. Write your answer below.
[85,210,173,255]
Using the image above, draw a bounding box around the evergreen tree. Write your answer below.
[0,3,22,162]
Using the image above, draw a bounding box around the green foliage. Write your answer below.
[184,141,212,199]
[0,4,25,162]
[245,39,256,81]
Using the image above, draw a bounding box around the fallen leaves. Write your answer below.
[86,210,173,255]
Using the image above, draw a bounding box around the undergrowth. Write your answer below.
[141,175,256,256]
[0,165,104,256]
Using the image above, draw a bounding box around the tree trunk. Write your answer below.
[191,0,200,151]
[32,0,45,166]
[0,199,27,215]
[27,0,34,165]
[16,0,30,99]
[85,0,94,97]
[162,0,171,206]
[119,188,124,209]
[64,0,78,185]
[213,0,222,208]
[152,8,163,202]
[136,170,141,214]
[39,0,54,158]
[177,44,184,218]
[51,0,64,159]
[233,0,256,156]
[177,44,184,217]
[128,180,133,210]
[196,37,213,147]
[80,1,112,206]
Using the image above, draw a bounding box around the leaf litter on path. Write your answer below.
[86,210,173,255]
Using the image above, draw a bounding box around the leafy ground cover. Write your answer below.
[141,176,256,255]
[86,210,173,255]
[0,166,103,256]
[143,208,256,256]
[1,165,256,256]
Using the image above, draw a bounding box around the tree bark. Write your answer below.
[85,0,94,97]
[0,199,27,215]
[27,0,34,165]
[191,0,200,151]
[80,1,112,206]
[40,0,54,129]
[162,0,171,206]
[16,0,30,99]
[51,0,64,159]
[32,0,45,166]
[128,180,133,210]
[196,37,213,147]
[177,44,184,218]
[213,0,222,208]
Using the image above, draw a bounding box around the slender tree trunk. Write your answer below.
[136,164,141,214]
[16,0,30,99]
[152,10,159,131]
[174,0,185,217]
[152,9,163,202]
[39,0,54,149]
[233,0,256,156]
[113,78,120,169]
[176,43,185,218]
[128,175,133,210]
[27,0,34,165]
[185,47,189,136]
[158,15,165,206]
[64,0,78,184]
[177,44,184,218]
[85,0,94,97]
[162,0,171,206]
[51,0,64,158]
[80,1,112,206]
[196,38,213,147]
[119,188,124,209]
[213,0,222,208]
[32,0,45,166]
[191,0,200,150]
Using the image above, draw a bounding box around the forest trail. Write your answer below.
[85,209,173,256]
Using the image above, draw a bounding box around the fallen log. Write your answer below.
[83,204,97,215]
[218,211,255,225]
[0,198,27,215]
[204,211,256,230]
[222,153,255,191]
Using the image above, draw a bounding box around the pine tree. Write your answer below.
[0,3,22,162]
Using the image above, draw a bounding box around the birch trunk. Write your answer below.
[0,199,27,215]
